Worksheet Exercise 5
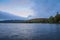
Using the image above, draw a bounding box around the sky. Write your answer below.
[0,0,60,19]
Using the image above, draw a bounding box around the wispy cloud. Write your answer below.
[0,0,60,18]
[0,0,35,18]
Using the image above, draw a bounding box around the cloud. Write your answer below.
[32,0,60,18]
[0,0,60,18]
[0,0,35,18]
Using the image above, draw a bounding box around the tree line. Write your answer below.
[25,12,60,23]
[0,12,60,23]
[49,12,60,23]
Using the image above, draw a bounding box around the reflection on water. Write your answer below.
[0,23,60,40]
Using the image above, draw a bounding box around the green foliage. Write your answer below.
[54,12,60,23]
[0,12,60,23]
[48,12,60,23]
[48,16,54,23]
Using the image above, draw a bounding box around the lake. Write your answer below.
[0,23,60,40]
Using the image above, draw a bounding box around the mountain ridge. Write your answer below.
[0,11,26,20]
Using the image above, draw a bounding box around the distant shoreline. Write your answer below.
[0,22,60,24]
[0,12,60,23]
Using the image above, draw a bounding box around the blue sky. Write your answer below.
[0,0,60,19]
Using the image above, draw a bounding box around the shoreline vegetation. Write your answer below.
[0,12,60,23]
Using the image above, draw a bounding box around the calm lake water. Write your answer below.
[0,23,60,40]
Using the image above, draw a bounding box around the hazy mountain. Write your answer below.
[0,11,26,20]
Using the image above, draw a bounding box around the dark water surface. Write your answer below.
[0,23,60,40]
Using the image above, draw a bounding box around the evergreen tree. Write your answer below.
[54,12,60,23]
[49,16,54,23]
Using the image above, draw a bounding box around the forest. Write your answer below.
[27,12,60,23]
